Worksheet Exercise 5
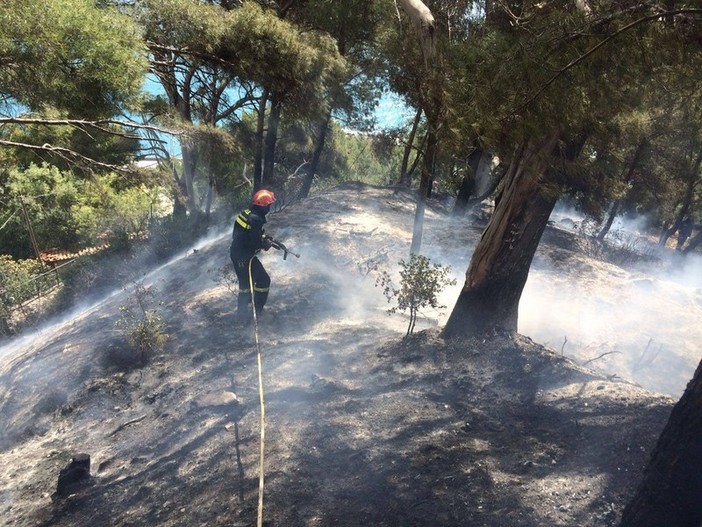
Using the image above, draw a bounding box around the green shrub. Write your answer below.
[0,256,51,305]
[0,255,58,336]
[376,254,456,336]
[115,282,167,366]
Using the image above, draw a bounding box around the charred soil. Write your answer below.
[0,184,681,526]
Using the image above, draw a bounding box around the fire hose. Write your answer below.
[247,240,299,527]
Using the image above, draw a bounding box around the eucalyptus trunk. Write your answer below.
[442,135,560,338]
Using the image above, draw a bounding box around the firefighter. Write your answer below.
[230,189,277,324]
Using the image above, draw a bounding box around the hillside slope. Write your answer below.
[0,183,681,526]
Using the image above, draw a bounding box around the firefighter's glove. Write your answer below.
[262,237,273,251]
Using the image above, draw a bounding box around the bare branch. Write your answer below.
[0,117,182,137]
[0,139,140,173]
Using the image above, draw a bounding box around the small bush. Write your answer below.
[376,254,456,336]
[115,282,167,366]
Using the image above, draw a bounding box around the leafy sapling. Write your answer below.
[376,254,456,336]
[115,281,167,366]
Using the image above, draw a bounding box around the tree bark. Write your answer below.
[262,93,282,190]
[620,359,702,527]
[681,226,702,254]
[597,200,620,241]
[598,138,647,241]
[409,111,438,255]
[180,143,198,215]
[453,146,483,217]
[659,150,702,248]
[398,107,423,186]
[396,0,435,64]
[298,110,331,200]
[253,89,269,191]
[442,135,560,338]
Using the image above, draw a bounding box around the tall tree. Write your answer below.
[138,0,346,213]
[442,0,702,338]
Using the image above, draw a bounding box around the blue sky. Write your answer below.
[374,92,414,129]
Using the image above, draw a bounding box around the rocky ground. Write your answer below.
[0,183,691,526]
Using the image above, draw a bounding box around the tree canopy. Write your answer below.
[0,0,146,117]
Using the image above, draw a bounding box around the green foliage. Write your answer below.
[115,282,167,366]
[0,0,146,116]
[0,164,166,258]
[376,254,456,336]
[0,256,52,336]
[0,164,82,258]
[328,129,402,186]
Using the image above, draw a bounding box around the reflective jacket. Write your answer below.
[230,206,268,262]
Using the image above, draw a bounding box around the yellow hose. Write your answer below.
[248,257,265,527]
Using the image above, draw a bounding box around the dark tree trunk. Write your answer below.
[597,200,620,241]
[620,359,702,527]
[442,135,560,338]
[682,227,702,254]
[253,89,269,191]
[262,94,282,189]
[398,108,423,186]
[298,110,331,200]
[453,146,483,217]
[659,151,702,247]
[676,217,694,250]
[598,139,647,241]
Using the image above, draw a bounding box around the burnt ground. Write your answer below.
[0,183,681,526]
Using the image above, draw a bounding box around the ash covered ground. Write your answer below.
[1,183,700,526]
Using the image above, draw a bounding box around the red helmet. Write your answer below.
[252,189,276,206]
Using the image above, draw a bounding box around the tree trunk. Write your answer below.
[180,143,198,215]
[442,135,560,338]
[597,200,620,241]
[598,139,647,241]
[409,113,438,255]
[681,227,702,254]
[253,89,269,191]
[298,110,331,200]
[619,359,702,527]
[453,146,483,217]
[659,151,702,248]
[262,93,282,189]
[398,107,423,186]
[396,0,435,64]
